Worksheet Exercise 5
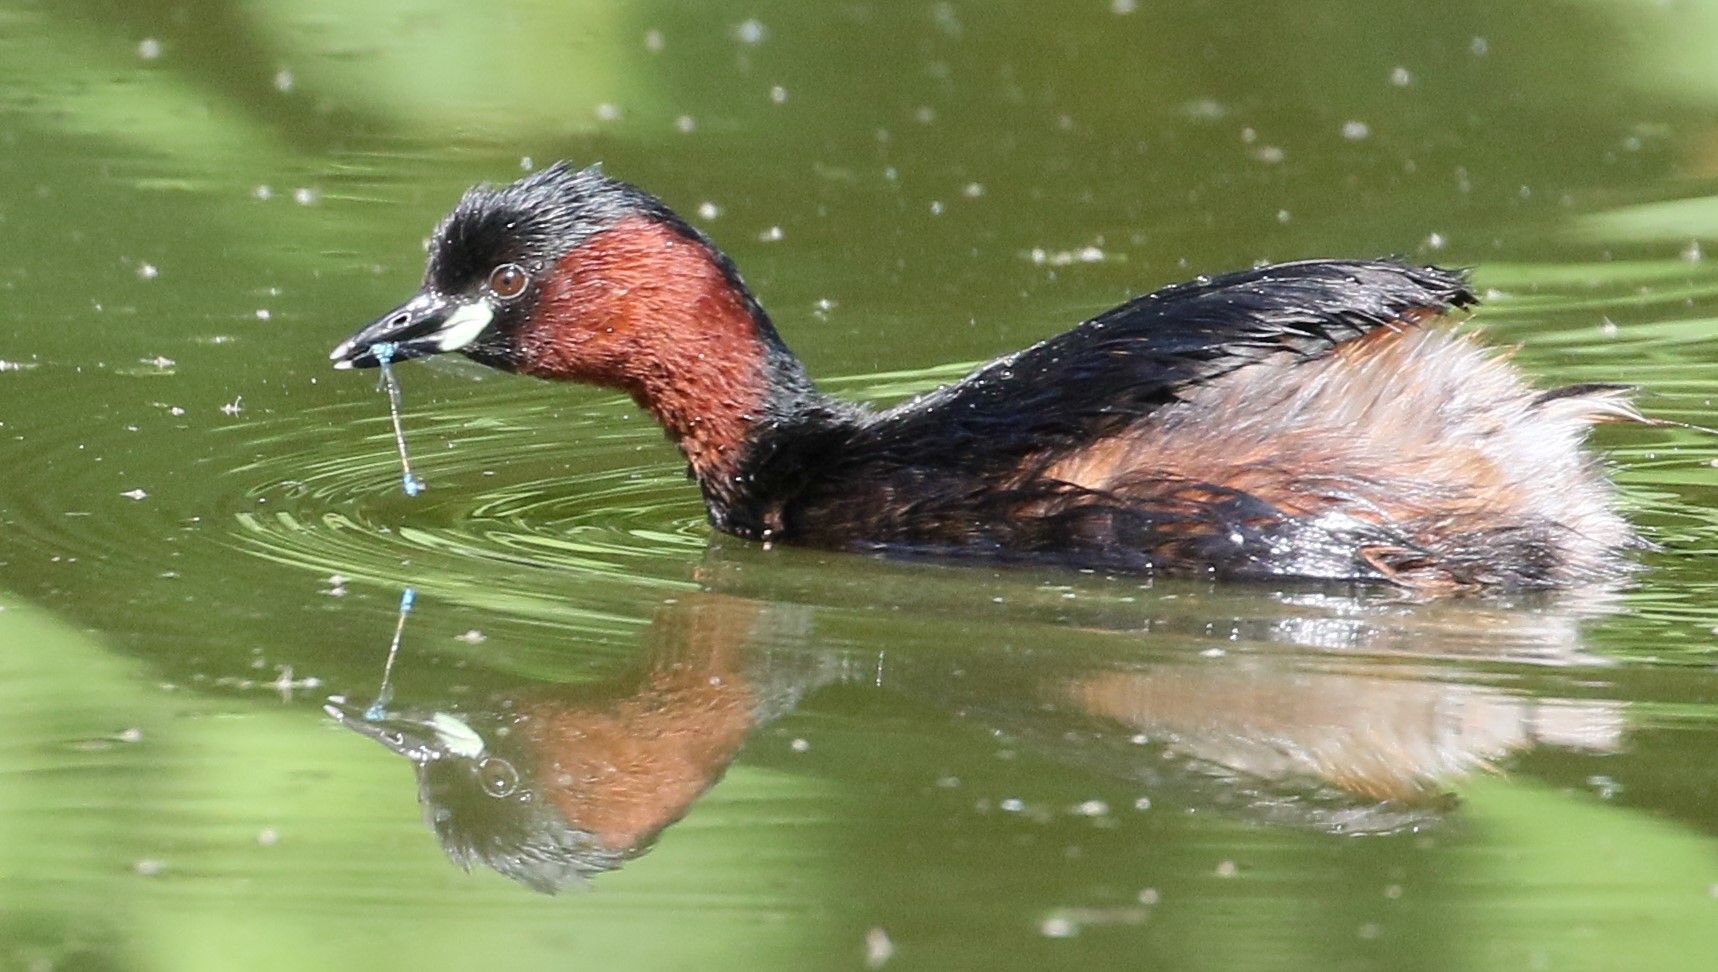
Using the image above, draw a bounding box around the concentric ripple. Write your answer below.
[221,385,717,622]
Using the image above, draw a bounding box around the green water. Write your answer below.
[3,1,1718,969]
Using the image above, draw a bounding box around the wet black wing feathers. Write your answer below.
[854,259,1473,472]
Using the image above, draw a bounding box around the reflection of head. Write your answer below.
[326,702,624,893]
[326,594,835,894]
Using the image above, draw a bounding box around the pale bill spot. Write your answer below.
[434,301,495,351]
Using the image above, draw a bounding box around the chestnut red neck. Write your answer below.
[513,216,832,514]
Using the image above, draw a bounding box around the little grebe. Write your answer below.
[331,163,1647,590]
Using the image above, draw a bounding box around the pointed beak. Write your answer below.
[330,290,496,370]
[324,698,447,763]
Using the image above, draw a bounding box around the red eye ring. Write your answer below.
[488,263,529,300]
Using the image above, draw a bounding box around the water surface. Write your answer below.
[3,2,1718,969]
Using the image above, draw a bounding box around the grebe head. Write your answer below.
[332,162,824,491]
[330,161,770,380]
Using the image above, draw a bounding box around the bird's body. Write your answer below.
[333,163,1645,591]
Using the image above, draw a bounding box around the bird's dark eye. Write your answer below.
[476,756,519,797]
[487,263,529,300]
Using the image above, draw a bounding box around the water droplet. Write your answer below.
[1039,916,1077,938]
[734,19,767,45]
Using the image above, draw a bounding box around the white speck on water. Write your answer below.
[121,489,148,500]
[256,828,280,846]
[137,262,159,280]
[134,858,164,876]
[1425,232,1447,250]
[644,28,664,52]
[963,182,986,198]
[675,114,696,133]
[770,85,788,104]
[1385,883,1403,899]
[929,200,944,215]
[253,184,272,200]
[1201,647,1226,658]
[456,629,487,644]
[273,69,294,93]
[137,38,162,60]
[1600,317,1619,336]
[1073,800,1108,817]
[1682,240,1703,263]
[1253,145,1285,164]
[1471,36,1489,56]
[1276,209,1291,223]
[292,187,318,206]
[1134,796,1152,810]
[914,105,937,124]
[758,225,783,242]
[118,727,143,743]
[696,201,721,220]
[1215,859,1238,877]
[594,102,621,122]
[141,355,175,368]
[255,308,271,320]
[931,2,963,36]
[1587,774,1623,799]
[1390,66,1413,87]
[864,927,894,969]
[1040,916,1077,938]
[1342,120,1371,141]
[519,156,534,171]
[1138,887,1160,904]
[734,19,767,45]
[1358,923,1382,941]
[1027,245,1106,267]
[1111,0,1137,13]
[999,797,1025,812]
[168,405,184,416]
[221,396,243,416]
[790,738,810,752]
[1182,97,1227,121]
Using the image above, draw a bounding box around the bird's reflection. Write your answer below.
[327,593,840,892]
[328,582,1622,893]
